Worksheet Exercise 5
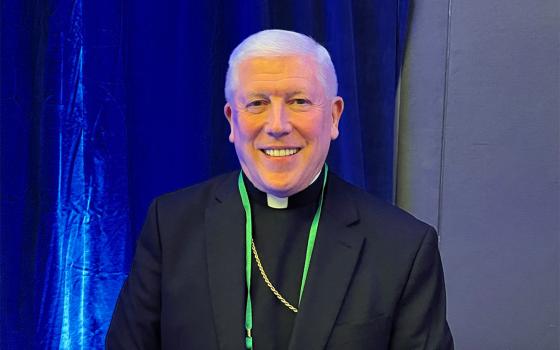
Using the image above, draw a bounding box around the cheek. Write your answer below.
[303,117,332,141]
[234,117,260,143]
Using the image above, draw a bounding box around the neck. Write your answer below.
[265,170,322,209]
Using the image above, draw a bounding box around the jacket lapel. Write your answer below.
[288,176,364,350]
[205,173,364,350]
[205,173,246,350]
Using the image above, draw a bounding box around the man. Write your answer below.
[107,29,453,349]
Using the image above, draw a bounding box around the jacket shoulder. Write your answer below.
[330,173,434,240]
[153,171,238,218]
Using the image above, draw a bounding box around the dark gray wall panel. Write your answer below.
[440,0,559,344]
[398,0,559,347]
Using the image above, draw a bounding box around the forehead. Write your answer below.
[236,55,320,92]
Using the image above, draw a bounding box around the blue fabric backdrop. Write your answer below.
[1,0,409,348]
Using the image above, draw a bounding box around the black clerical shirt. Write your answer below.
[243,171,324,350]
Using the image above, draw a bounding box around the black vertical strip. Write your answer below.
[350,0,394,201]
[209,0,238,177]
[268,0,294,30]
[311,0,326,44]
[119,0,137,270]
[24,0,49,347]
[123,0,138,264]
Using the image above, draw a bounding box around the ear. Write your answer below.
[224,103,235,143]
[330,97,344,140]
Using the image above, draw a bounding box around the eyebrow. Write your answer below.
[285,91,306,99]
[245,90,308,100]
[245,93,270,100]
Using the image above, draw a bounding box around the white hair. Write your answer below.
[225,29,338,101]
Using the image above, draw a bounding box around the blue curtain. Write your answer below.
[0,0,409,348]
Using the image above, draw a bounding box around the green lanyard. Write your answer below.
[237,164,328,350]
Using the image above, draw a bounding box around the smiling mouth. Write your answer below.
[260,148,302,157]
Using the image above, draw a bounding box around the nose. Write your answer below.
[264,100,292,138]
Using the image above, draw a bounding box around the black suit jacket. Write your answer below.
[106,171,453,349]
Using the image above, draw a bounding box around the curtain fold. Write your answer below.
[0,0,409,348]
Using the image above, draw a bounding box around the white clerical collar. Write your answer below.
[266,171,322,209]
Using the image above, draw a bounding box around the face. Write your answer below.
[224,55,344,197]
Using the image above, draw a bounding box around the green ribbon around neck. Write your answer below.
[237,164,328,349]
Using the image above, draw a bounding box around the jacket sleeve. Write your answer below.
[106,200,162,349]
[389,227,454,350]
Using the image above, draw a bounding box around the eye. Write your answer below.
[289,98,311,105]
[288,98,312,111]
[247,100,266,107]
[245,100,268,113]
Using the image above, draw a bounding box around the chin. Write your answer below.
[262,177,309,197]
[261,182,294,197]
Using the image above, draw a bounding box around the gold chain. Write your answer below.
[251,239,298,313]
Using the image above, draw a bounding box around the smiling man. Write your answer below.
[224,54,343,200]
[107,30,453,350]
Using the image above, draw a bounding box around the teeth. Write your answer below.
[263,148,300,157]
